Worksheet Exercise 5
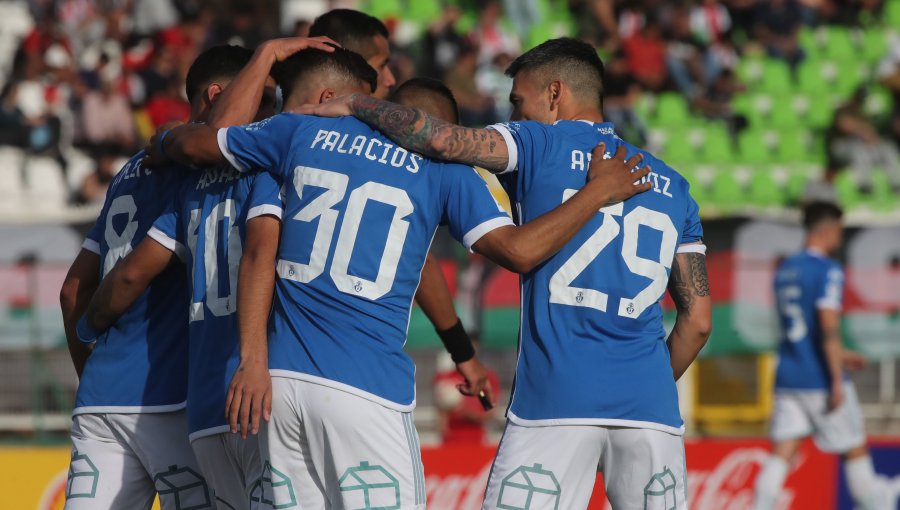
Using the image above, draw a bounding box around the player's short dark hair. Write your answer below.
[505,37,605,107]
[803,201,844,231]
[184,45,254,103]
[272,45,377,101]
[390,78,459,124]
[309,9,389,58]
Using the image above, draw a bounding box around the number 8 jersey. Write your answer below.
[489,120,704,434]
[219,114,513,411]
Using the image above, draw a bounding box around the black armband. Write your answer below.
[437,319,475,363]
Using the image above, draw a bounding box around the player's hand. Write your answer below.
[142,129,171,168]
[587,143,652,205]
[225,358,272,438]
[455,357,496,409]
[843,350,868,371]
[262,36,339,63]
[828,382,845,412]
[289,93,356,117]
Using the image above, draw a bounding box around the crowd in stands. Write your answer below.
[1,0,899,215]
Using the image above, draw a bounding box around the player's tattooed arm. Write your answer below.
[295,93,511,172]
[666,249,712,381]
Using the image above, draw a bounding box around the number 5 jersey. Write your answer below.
[488,120,705,435]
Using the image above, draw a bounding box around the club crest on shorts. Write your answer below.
[497,463,561,510]
[338,461,401,510]
[643,466,677,510]
[251,462,298,509]
[66,450,99,499]
[153,464,211,510]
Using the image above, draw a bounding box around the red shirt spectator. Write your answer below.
[622,21,667,91]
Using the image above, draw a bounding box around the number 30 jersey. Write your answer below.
[148,167,283,440]
[219,114,512,410]
[76,153,190,414]
[773,249,845,391]
[489,120,704,434]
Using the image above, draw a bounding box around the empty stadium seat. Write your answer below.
[834,171,862,209]
[820,26,856,61]
[747,169,786,207]
[709,171,744,213]
[861,29,889,63]
[774,129,814,163]
[697,125,734,163]
[737,129,779,164]
[0,146,25,197]
[23,156,68,210]
[758,60,793,94]
[654,93,691,127]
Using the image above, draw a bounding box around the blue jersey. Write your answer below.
[75,153,190,414]
[489,120,704,434]
[219,114,512,410]
[149,167,283,439]
[773,250,845,390]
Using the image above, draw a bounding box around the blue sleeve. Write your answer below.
[816,263,844,310]
[680,188,704,246]
[440,163,513,250]
[218,114,298,179]
[488,121,553,195]
[246,171,284,222]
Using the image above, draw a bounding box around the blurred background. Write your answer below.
[0,0,898,508]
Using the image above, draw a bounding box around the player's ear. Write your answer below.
[319,87,336,105]
[206,83,225,106]
[547,80,562,111]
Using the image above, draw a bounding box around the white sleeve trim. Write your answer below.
[147,226,187,261]
[82,238,100,254]
[217,128,248,172]
[677,243,707,255]
[486,124,518,175]
[462,216,514,250]
[247,204,283,221]
[815,298,842,311]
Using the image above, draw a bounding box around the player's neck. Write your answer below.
[559,105,604,124]
[190,104,209,124]
[804,241,830,256]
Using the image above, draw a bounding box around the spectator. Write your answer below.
[755,0,805,72]
[444,45,497,126]
[79,76,134,153]
[622,14,667,91]
[422,6,466,80]
[77,145,118,204]
[667,6,713,101]
[468,0,520,67]
[144,75,189,130]
[827,87,900,194]
[502,0,539,44]
[691,0,731,46]
[475,52,515,122]
[570,0,619,51]
[802,166,840,205]
[876,34,900,147]
[603,49,647,146]
[432,350,499,446]
[208,3,266,49]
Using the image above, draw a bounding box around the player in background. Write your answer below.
[294,37,713,509]
[145,45,652,508]
[74,41,329,509]
[753,202,890,510]
[309,8,493,403]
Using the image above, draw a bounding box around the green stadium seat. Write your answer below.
[747,168,786,207]
[834,61,868,95]
[798,27,822,59]
[661,129,700,162]
[864,86,892,118]
[835,171,862,209]
[709,171,744,213]
[758,60,794,94]
[407,0,441,22]
[769,96,803,128]
[774,129,814,163]
[821,27,856,61]
[737,129,778,164]
[364,0,402,18]
[862,30,888,63]
[736,58,764,89]
[697,125,735,163]
[887,0,900,29]
[868,169,898,211]
[785,168,813,204]
[655,93,691,127]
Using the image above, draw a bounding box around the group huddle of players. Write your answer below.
[58,7,889,510]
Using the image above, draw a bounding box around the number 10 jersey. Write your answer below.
[489,120,704,434]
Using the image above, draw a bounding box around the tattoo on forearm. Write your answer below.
[688,252,710,297]
[352,94,508,171]
[668,252,710,315]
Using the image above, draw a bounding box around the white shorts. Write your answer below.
[258,377,426,510]
[483,421,687,510]
[65,411,214,510]
[770,380,866,453]
[191,432,265,509]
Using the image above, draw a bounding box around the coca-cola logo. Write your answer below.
[690,447,797,510]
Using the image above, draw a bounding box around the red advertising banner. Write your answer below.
[422,439,837,510]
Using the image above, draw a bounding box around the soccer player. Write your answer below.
[309,9,492,404]
[753,202,889,510]
[73,42,314,509]
[309,9,396,99]
[294,37,713,509]
[145,45,652,508]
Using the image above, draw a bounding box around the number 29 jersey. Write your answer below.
[773,249,845,391]
[77,153,190,413]
[489,120,704,434]
[219,114,512,410]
